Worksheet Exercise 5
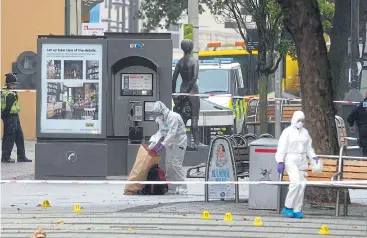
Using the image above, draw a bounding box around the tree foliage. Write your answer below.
[137,0,334,62]
[137,0,334,134]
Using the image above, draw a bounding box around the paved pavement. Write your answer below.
[0,140,35,180]
[1,141,367,237]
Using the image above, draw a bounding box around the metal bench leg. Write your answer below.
[235,183,239,203]
[335,189,340,217]
[343,189,348,216]
[277,186,282,214]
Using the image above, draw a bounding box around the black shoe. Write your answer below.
[1,157,15,163]
[17,157,32,162]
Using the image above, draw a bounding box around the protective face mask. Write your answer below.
[156,119,164,129]
[295,122,304,129]
[156,115,168,130]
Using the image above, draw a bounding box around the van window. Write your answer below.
[236,68,244,87]
[173,69,230,93]
[231,70,238,95]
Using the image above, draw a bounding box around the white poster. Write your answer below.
[40,44,103,134]
[208,139,236,200]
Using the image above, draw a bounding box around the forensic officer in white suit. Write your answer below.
[150,101,188,195]
[275,110,319,219]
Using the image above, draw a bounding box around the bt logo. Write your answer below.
[129,42,144,49]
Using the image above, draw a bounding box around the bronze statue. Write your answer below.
[172,39,203,148]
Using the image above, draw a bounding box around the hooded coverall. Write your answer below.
[152,101,188,192]
[275,111,316,213]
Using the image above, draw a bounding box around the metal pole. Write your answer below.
[351,0,359,64]
[274,59,282,139]
[350,0,360,89]
[188,0,199,60]
[65,0,71,35]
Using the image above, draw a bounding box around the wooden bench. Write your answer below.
[253,105,276,122]
[281,158,338,181]
[329,154,367,216]
[280,153,367,216]
[281,104,302,122]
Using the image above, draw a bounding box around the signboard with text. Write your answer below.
[82,23,106,36]
[207,137,236,200]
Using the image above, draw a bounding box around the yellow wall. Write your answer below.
[1,0,65,140]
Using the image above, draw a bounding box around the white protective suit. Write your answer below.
[151,101,188,192]
[275,111,316,213]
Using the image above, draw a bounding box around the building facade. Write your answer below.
[1,0,65,140]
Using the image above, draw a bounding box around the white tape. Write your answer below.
[0,89,36,92]
[1,180,366,186]
[172,93,361,104]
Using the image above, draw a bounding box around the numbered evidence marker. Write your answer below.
[318,224,330,235]
[73,203,82,213]
[201,210,211,219]
[253,216,263,226]
[41,200,51,208]
[224,212,233,222]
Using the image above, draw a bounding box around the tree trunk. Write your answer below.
[276,0,343,204]
[329,0,351,102]
[259,72,268,134]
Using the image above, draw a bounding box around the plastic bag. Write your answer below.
[310,158,323,173]
[147,135,158,150]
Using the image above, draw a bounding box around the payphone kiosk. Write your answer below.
[35,33,172,179]
[106,33,172,176]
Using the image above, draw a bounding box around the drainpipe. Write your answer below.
[65,0,71,35]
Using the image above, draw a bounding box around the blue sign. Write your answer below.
[89,4,100,23]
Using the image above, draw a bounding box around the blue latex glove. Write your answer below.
[312,157,319,164]
[155,145,165,153]
[277,162,285,174]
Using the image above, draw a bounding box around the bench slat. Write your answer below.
[282,176,330,181]
[309,166,337,172]
[344,160,367,167]
[343,166,367,173]
[282,107,302,110]
[283,171,335,178]
[343,172,367,180]
[315,159,338,166]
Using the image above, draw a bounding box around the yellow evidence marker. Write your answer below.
[253,216,263,226]
[201,210,211,219]
[41,200,51,208]
[224,212,233,222]
[73,203,81,213]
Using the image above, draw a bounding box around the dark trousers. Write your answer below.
[362,147,367,157]
[1,115,26,159]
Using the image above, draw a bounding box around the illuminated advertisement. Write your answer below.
[40,44,103,134]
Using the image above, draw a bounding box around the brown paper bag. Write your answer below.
[124,144,160,195]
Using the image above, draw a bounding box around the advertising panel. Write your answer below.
[208,138,236,200]
[40,44,103,134]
